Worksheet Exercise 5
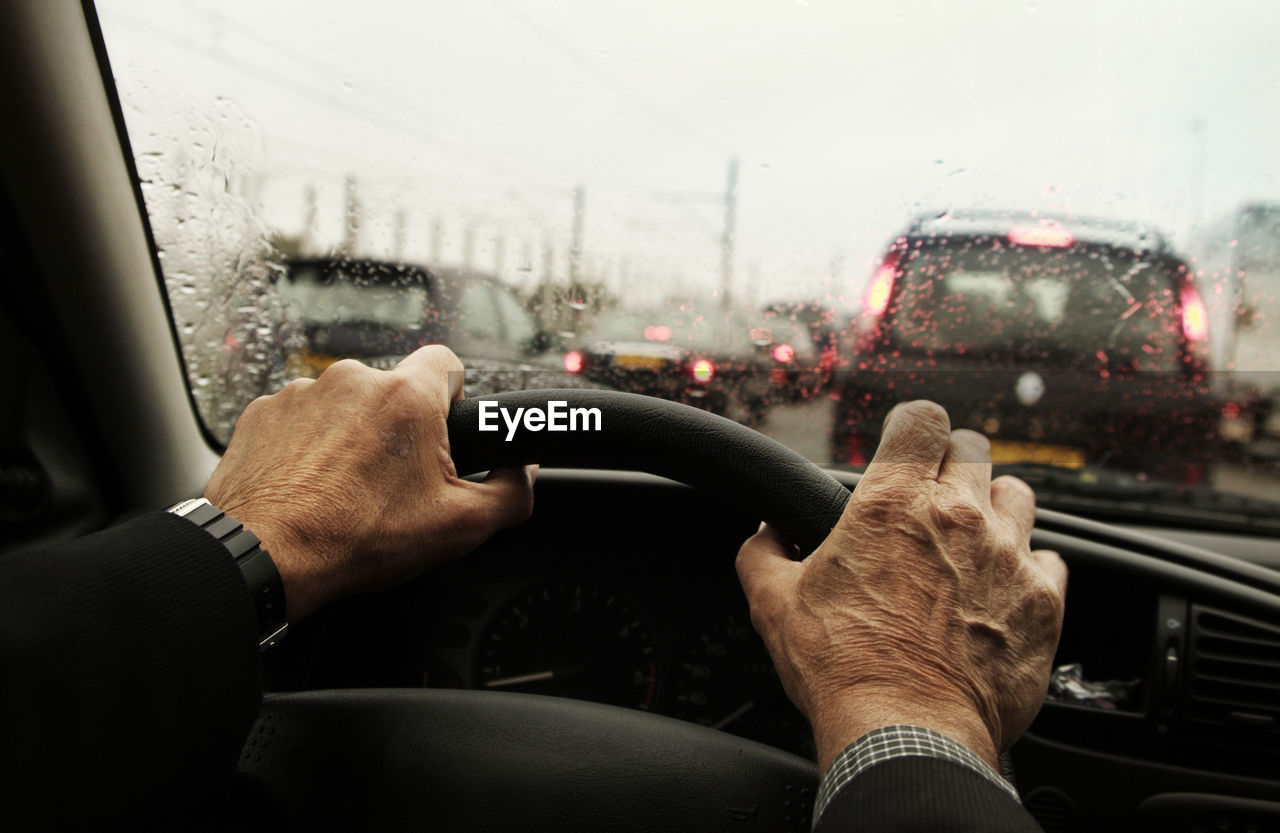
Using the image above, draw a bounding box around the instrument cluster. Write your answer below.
[310,542,817,760]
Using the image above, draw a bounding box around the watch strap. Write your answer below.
[167,498,288,650]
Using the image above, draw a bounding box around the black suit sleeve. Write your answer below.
[814,756,1045,832]
[0,512,263,829]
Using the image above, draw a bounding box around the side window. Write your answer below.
[493,287,537,349]
[457,282,500,341]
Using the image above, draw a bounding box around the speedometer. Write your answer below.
[473,580,658,711]
[674,610,813,757]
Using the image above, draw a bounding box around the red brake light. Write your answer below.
[1180,284,1208,341]
[564,350,584,373]
[691,358,715,383]
[772,343,795,363]
[864,263,896,317]
[1008,226,1074,248]
[644,325,672,342]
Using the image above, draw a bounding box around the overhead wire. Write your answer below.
[175,0,587,189]
[105,9,568,193]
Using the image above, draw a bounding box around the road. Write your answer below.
[756,396,833,464]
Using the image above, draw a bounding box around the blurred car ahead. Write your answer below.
[564,305,772,424]
[280,257,568,390]
[755,302,838,404]
[831,211,1218,481]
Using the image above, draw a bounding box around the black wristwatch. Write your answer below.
[167,497,288,650]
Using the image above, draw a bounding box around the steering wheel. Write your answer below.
[231,391,848,832]
[229,390,1280,831]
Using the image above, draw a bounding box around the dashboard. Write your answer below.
[271,469,1280,832]
[287,471,813,759]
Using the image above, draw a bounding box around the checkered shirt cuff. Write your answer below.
[812,725,1019,827]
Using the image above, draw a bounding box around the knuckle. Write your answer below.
[240,393,272,416]
[380,369,418,402]
[321,358,369,383]
[848,486,903,526]
[951,428,991,458]
[1031,576,1066,622]
[992,475,1035,503]
[393,348,461,399]
[896,400,951,435]
[419,344,464,375]
[933,494,987,529]
[279,377,312,396]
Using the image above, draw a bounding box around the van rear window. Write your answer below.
[888,245,1181,369]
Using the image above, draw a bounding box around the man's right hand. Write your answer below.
[736,400,1067,773]
[205,345,536,622]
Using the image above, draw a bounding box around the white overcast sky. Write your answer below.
[96,0,1280,309]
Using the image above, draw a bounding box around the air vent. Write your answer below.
[1186,606,1280,734]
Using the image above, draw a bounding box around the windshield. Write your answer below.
[95,0,1280,519]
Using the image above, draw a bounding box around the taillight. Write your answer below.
[864,262,896,317]
[1008,226,1074,247]
[564,350,584,373]
[644,325,672,342]
[691,358,715,383]
[1180,284,1208,342]
[840,432,867,467]
[772,343,795,363]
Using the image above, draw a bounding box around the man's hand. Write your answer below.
[205,346,535,622]
[736,400,1066,773]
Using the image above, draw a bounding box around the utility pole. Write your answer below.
[541,236,556,332]
[463,224,476,272]
[430,216,444,264]
[569,185,585,286]
[494,233,505,278]
[1189,118,1207,242]
[618,257,631,297]
[392,206,407,260]
[300,184,317,254]
[521,237,534,273]
[341,175,360,255]
[569,185,586,329]
[720,156,739,310]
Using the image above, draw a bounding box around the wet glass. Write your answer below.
[94,0,1280,510]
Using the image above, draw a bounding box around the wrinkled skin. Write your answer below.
[737,400,1067,772]
[206,345,536,622]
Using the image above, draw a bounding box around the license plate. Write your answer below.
[769,368,788,383]
[614,354,665,370]
[989,441,1086,469]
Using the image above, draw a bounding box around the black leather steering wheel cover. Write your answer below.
[232,391,839,831]
[448,389,851,555]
